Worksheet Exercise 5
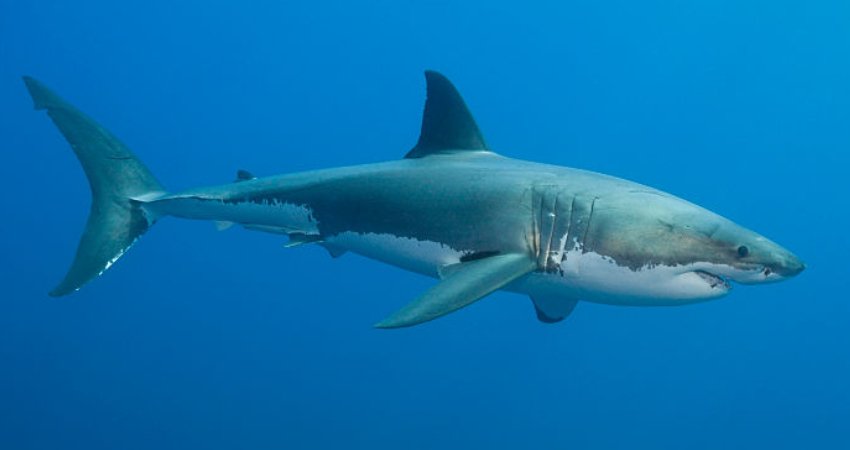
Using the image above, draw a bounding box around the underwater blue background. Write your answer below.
[1,1,848,448]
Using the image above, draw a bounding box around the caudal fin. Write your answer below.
[23,77,165,296]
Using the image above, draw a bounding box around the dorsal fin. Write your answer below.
[404,71,489,159]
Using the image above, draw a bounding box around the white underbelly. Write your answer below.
[326,233,731,306]
[512,249,731,306]
[326,232,464,277]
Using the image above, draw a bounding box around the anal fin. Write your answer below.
[319,242,348,258]
[375,253,536,329]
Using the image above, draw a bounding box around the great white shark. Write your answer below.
[23,72,804,327]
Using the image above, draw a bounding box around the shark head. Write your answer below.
[583,189,805,301]
[697,216,806,285]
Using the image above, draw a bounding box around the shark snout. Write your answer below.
[757,243,805,280]
[773,253,806,278]
[732,241,805,285]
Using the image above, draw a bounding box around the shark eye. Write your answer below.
[737,245,750,258]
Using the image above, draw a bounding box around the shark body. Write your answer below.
[24,72,804,327]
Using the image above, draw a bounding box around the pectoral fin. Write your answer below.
[375,253,536,329]
[530,294,578,323]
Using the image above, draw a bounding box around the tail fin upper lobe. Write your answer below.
[23,77,165,296]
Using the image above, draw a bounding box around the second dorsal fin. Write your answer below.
[235,169,256,182]
[404,71,489,159]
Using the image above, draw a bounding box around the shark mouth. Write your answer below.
[694,270,731,290]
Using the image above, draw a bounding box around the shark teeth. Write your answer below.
[694,270,731,290]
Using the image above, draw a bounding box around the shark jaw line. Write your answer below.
[546,248,746,304]
[692,269,731,291]
[686,262,778,286]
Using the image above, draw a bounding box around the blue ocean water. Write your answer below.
[1,1,848,448]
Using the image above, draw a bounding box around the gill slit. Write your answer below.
[581,197,598,254]
[543,193,559,267]
[566,195,579,250]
